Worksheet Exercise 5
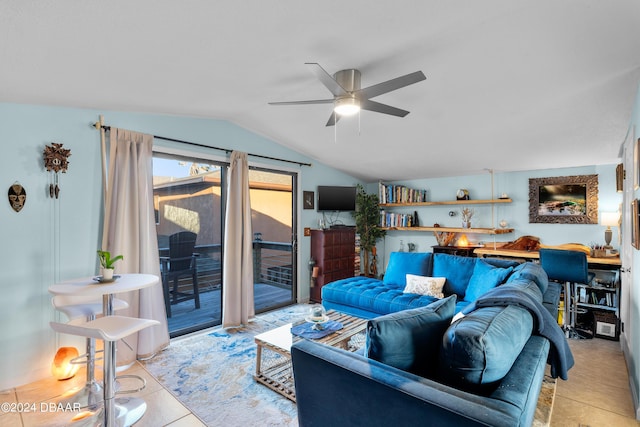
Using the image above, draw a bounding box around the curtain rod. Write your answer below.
[92,123,312,167]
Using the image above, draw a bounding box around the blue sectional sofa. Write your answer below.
[291,252,568,427]
[322,252,561,318]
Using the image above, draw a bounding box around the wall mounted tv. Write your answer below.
[317,186,357,211]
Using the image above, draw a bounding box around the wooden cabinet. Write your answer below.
[310,228,356,303]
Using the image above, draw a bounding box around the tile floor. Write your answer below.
[552,338,639,426]
[1,337,638,426]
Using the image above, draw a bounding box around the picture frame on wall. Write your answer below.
[528,174,598,224]
[633,199,640,250]
[635,137,640,190]
[303,191,314,210]
[616,163,624,193]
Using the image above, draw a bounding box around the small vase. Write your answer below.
[102,268,114,280]
[462,221,471,229]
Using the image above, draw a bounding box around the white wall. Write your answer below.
[0,102,360,390]
[368,165,622,271]
[621,82,640,417]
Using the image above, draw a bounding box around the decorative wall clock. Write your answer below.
[43,142,71,198]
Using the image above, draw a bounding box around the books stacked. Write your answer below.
[380,211,416,228]
[379,182,427,204]
[578,287,617,307]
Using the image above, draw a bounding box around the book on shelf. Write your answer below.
[379,210,416,228]
[379,181,427,204]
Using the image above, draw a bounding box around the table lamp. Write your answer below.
[600,212,619,249]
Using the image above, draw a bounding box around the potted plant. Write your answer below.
[97,250,123,280]
[353,184,386,277]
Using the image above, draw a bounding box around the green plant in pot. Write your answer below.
[353,184,386,277]
[97,250,123,280]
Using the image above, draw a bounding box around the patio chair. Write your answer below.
[160,231,200,317]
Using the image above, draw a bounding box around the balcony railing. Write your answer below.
[159,239,293,298]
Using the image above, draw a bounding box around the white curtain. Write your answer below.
[103,128,169,363]
[222,151,255,327]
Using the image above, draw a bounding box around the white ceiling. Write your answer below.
[2,1,640,181]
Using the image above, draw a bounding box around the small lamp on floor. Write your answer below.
[51,346,80,380]
[600,212,619,249]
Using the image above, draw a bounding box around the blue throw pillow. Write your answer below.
[366,295,456,377]
[507,262,549,294]
[432,253,477,298]
[464,260,514,303]
[382,252,432,287]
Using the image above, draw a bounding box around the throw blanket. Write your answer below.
[462,285,574,380]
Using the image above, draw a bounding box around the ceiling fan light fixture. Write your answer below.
[334,97,360,116]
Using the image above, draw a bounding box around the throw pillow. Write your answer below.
[382,252,432,287]
[440,305,533,389]
[464,260,514,303]
[404,274,446,298]
[507,262,549,294]
[432,254,477,298]
[365,294,456,377]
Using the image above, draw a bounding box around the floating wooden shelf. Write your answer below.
[381,226,514,235]
[379,198,512,208]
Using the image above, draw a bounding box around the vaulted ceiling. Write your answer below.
[2,1,639,181]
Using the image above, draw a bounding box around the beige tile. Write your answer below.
[551,395,640,427]
[115,363,165,397]
[15,368,89,404]
[0,412,23,427]
[20,399,85,427]
[0,388,17,404]
[166,414,208,426]
[551,338,639,425]
[133,388,191,427]
[556,374,636,418]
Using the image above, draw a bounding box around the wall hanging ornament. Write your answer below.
[8,182,26,212]
[43,142,71,199]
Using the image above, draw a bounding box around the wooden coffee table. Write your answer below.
[254,310,367,402]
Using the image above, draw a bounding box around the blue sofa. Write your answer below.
[291,253,567,426]
[322,252,561,318]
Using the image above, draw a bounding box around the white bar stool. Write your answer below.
[52,295,129,409]
[51,316,160,427]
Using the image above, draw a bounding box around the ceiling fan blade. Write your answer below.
[306,62,348,97]
[360,99,410,117]
[358,71,426,99]
[325,111,341,127]
[268,99,335,106]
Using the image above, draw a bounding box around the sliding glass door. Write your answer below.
[249,167,297,313]
[153,153,225,337]
[153,152,297,336]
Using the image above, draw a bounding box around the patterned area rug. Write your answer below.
[142,304,556,426]
[141,305,309,426]
[534,374,557,427]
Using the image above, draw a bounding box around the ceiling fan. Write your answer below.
[269,63,426,126]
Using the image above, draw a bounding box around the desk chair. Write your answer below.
[160,231,200,317]
[51,316,159,427]
[539,248,594,338]
[52,295,129,409]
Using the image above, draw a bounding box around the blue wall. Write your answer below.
[368,165,621,271]
[0,102,360,390]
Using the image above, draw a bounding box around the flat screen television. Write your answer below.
[317,185,357,211]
